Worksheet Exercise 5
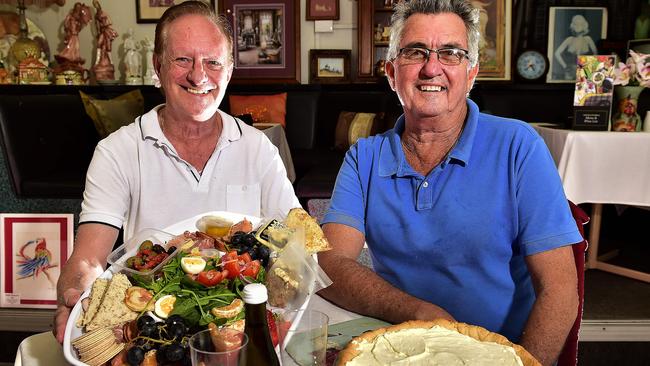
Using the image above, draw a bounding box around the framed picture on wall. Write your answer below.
[306,0,340,21]
[219,0,300,83]
[136,0,216,23]
[1,214,74,309]
[547,7,608,83]
[309,49,351,83]
[474,0,512,81]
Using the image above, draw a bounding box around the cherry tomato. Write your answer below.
[197,269,225,287]
[241,260,261,278]
[238,252,252,264]
[222,251,240,280]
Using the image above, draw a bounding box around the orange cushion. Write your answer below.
[229,93,287,127]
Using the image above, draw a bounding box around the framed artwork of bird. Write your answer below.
[1,213,73,309]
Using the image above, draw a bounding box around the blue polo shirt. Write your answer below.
[322,99,582,342]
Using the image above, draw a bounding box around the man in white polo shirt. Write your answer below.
[53,1,299,343]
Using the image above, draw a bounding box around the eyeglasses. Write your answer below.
[397,47,469,66]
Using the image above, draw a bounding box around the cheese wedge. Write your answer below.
[284,208,331,253]
[86,273,137,331]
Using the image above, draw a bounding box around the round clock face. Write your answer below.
[516,50,547,81]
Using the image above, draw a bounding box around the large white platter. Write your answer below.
[63,211,261,366]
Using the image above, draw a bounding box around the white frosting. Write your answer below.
[346,325,524,366]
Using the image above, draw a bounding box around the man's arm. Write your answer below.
[519,245,578,366]
[53,223,119,344]
[317,223,454,324]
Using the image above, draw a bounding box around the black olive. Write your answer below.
[243,234,258,247]
[166,245,177,254]
[152,244,166,254]
[126,347,144,366]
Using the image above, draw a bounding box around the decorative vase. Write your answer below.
[611,85,644,132]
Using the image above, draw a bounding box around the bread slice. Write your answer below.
[284,208,332,253]
[337,319,541,366]
[80,278,109,327]
[86,273,137,331]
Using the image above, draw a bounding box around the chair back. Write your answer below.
[557,201,589,366]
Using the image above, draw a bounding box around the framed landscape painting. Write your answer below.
[219,0,300,83]
[474,0,512,81]
[1,214,74,309]
[136,0,216,23]
[309,49,351,83]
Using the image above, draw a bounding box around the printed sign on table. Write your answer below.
[572,55,616,130]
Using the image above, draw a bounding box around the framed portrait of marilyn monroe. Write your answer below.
[472,0,512,81]
[547,7,608,83]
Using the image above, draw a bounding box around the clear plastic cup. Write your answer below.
[189,328,248,366]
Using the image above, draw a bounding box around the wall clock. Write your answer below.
[516,50,548,82]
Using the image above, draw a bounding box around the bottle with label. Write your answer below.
[241,283,280,366]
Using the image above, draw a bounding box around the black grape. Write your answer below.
[126,347,144,366]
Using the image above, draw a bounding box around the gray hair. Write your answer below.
[387,0,480,67]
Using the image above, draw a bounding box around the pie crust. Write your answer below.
[336,319,541,366]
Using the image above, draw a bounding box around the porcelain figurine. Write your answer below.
[92,0,118,83]
[123,28,142,85]
[142,37,156,85]
[55,3,91,67]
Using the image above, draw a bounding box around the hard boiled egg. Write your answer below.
[181,256,206,274]
[154,294,176,319]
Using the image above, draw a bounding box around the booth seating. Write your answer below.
[0,83,403,204]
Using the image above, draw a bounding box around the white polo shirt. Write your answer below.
[80,105,300,239]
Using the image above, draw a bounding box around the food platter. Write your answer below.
[63,211,262,366]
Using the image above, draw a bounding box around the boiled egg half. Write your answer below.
[154,294,176,319]
[181,256,206,274]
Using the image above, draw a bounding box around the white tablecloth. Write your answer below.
[14,295,359,366]
[533,124,650,207]
[260,124,296,183]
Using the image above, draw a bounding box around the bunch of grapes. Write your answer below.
[126,315,190,366]
[229,231,271,267]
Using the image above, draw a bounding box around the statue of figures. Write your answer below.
[92,0,118,82]
[123,28,142,85]
[55,3,92,66]
[142,37,156,85]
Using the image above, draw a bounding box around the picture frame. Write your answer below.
[219,0,300,84]
[306,0,339,21]
[1,214,74,309]
[136,0,216,24]
[547,7,608,83]
[627,38,650,57]
[309,49,351,84]
[475,0,512,81]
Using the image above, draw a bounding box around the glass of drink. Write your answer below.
[278,310,329,366]
[189,327,248,366]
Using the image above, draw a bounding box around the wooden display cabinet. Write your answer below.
[357,0,395,81]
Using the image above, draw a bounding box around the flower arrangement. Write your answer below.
[612,50,650,87]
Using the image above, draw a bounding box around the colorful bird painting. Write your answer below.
[16,237,58,286]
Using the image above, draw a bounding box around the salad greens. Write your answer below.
[131,251,265,327]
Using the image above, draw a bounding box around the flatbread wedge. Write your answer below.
[336,319,541,366]
[80,278,109,327]
[284,207,331,253]
[86,273,137,331]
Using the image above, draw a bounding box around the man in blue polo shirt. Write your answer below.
[317,1,583,365]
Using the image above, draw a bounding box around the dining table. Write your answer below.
[532,123,650,282]
[13,294,367,366]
